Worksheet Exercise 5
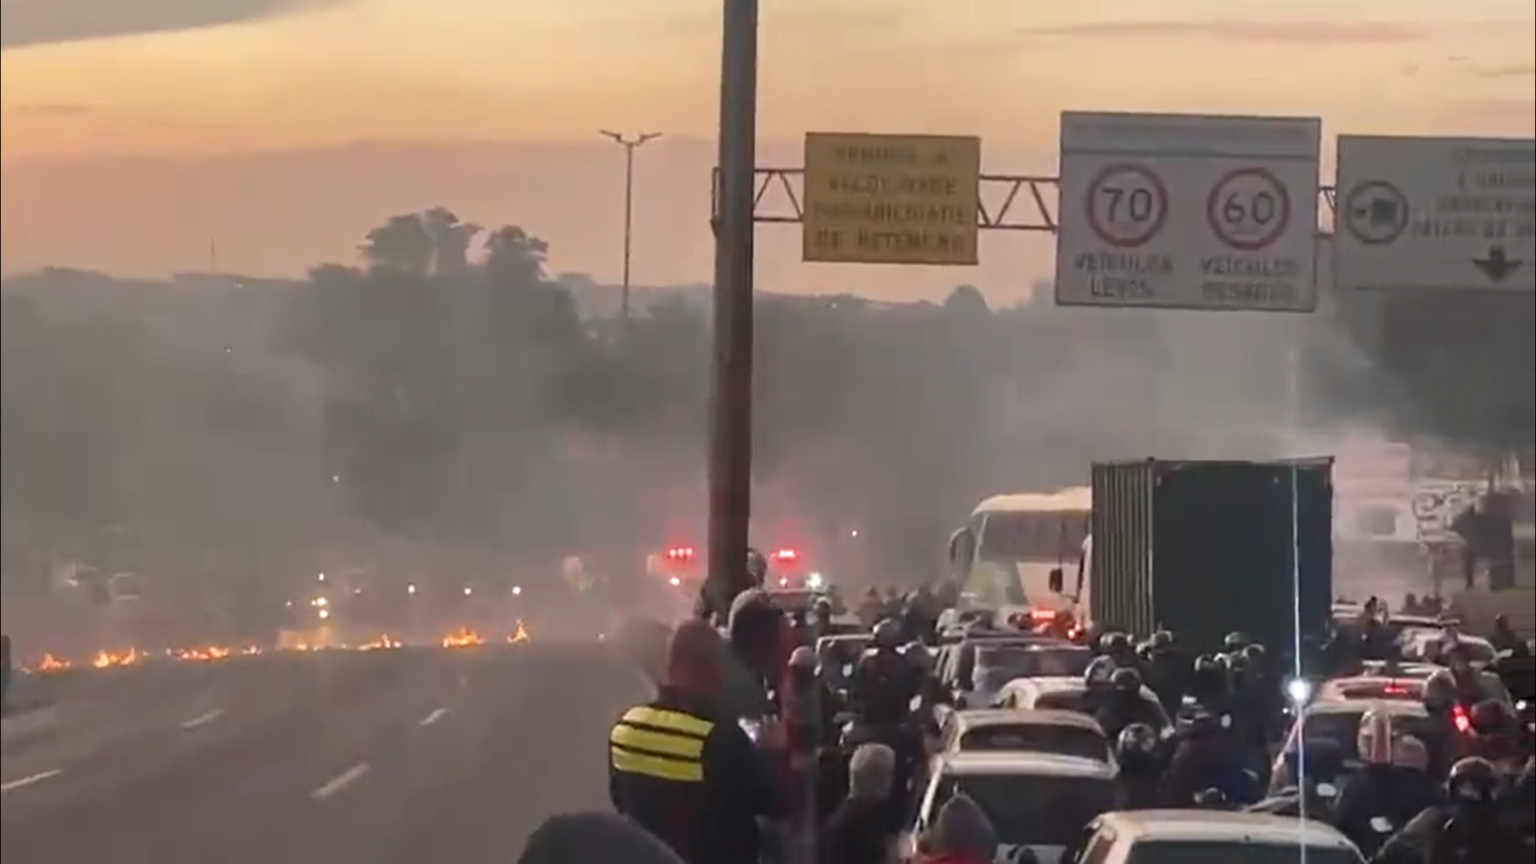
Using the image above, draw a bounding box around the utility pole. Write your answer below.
[599,130,662,324]
[704,0,759,614]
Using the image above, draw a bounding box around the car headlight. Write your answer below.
[1517,699,1529,712]
[1285,679,1312,705]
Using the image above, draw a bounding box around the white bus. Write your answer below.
[948,488,1091,620]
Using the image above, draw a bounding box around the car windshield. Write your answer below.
[1288,709,1435,760]
[975,646,1093,687]
[1128,841,1363,864]
[933,774,1115,847]
[957,724,1110,762]
[1034,689,1091,713]
[976,511,1087,563]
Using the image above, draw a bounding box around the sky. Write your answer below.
[1,0,1533,299]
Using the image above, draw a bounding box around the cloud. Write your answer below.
[10,103,95,118]
[0,0,345,50]
[1013,19,1436,45]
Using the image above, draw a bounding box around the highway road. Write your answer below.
[2,643,649,864]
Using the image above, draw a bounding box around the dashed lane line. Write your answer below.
[310,762,370,801]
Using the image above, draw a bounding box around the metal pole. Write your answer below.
[622,144,636,323]
[599,130,661,324]
[705,0,759,615]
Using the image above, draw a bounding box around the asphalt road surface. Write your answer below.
[2,644,649,864]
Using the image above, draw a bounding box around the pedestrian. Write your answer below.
[819,743,897,864]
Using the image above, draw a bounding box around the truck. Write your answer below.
[1071,458,1334,664]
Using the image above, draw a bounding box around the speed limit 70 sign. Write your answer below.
[1055,111,1322,312]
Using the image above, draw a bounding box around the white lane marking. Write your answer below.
[310,762,370,800]
[2,769,62,794]
[418,707,448,727]
[180,709,225,730]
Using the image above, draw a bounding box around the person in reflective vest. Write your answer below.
[609,619,783,864]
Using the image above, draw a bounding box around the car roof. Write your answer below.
[1307,697,1428,717]
[972,488,1092,516]
[1096,810,1357,848]
[950,708,1104,733]
[1011,676,1085,692]
[938,751,1116,778]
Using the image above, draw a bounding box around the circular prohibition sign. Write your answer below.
[1206,167,1291,252]
[1085,164,1170,249]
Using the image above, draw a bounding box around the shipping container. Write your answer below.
[1088,458,1334,667]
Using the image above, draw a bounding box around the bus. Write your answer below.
[948,488,1091,620]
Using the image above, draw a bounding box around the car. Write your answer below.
[1400,631,1497,667]
[938,709,1114,764]
[1069,809,1365,864]
[1268,698,1439,795]
[911,752,1117,863]
[946,642,1094,709]
[1316,675,1427,703]
[1357,660,1441,680]
[993,676,1171,732]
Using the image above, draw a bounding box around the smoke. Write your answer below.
[0,0,345,50]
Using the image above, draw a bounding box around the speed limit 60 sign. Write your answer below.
[1054,111,1322,312]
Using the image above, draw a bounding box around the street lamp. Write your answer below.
[598,129,662,324]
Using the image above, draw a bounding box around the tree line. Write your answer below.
[2,207,1530,596]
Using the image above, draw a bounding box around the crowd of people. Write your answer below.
[514,564,1534,864]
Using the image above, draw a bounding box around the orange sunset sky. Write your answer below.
[2,0,1533,300]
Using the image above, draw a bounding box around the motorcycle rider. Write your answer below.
[1094,667,1164,741]
[848,618,923,835]
[1334,709,1443,858]
[1186,654,1231,713]
[1161,710,1256,807]
[1372,756,1527,864]
[1114,723,1163,809]
[1139,630,1187,716]
[1424,643,1512,746]
[1490,614,1531,658]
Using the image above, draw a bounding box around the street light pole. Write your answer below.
[599,130,661,323]
[704,0,759,615]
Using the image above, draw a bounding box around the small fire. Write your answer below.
[92,648,144,668]
[507,620,531,644]
[173,646,232,662]
[37,653,72,672]
[441,628,483,648]
[359,635,402,651]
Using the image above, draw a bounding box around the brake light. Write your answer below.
[665,547,694,561]
[772,548,798,562]
[1381,683,1411,695]
[1452,704,1472,733]
[1030,609,1057,621]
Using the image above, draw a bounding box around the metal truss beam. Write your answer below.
[716,168,1342,237]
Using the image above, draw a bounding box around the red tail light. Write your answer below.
[665,547,695,561]
[1452,704,1472,733]
[772,548,798,561]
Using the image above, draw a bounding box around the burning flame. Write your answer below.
[359,635,402,651]
[92,648,144,668]
[37,653,72,672]
[441,628,483,648]
[507,620,531,644]
[173,645,233,662]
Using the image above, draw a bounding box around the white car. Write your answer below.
[911,752,1117,864]
[938,709,1114,765]
[1070,809,1365,863]
[993,676,1171,732]
[1399,631,1496,667]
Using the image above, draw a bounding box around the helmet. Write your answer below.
[1110,666,1142,693]
[745,548,768,585]
[1469,699,1516,736]
[1445,756,1500,804]
[1116,723,1158,756]
[788,645,816,670]
[1223,631,1250,652]
[1241,643,1266,665]
[1100,631,1132,655]
[1193,787,1229,808]
[1193,654,1221,675]
[1148,630,1174,651]
[871,618,903,649]
[1084,655,1117,686]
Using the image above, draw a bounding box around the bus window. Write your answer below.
[977,512,1088,564]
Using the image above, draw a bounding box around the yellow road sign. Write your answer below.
[802,132,981,265]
